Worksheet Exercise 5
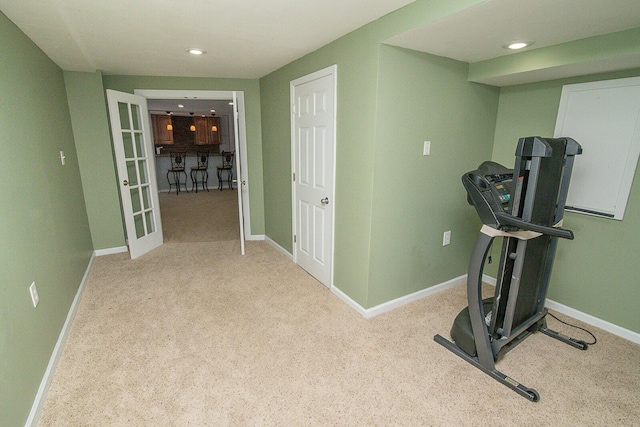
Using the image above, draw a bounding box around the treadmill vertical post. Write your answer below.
[466,231,495,369]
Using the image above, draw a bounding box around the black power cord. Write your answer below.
[547,312,598,345]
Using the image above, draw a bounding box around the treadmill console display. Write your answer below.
[461,161,514,228]
[485,173,512,205]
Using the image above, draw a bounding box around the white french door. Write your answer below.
[106,90,163,259]
[232,91,246,255]
[291,65,337,287]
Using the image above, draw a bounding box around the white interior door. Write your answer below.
[232,91,246,255]
[291,65,337,287]
[106,90,163,259]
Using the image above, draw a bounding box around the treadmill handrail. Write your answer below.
[494,212,574,240]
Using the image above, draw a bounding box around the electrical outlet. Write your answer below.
[443,230,451,246]
[29,282,39,307]
[423,140,431,156]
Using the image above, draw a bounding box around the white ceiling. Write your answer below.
[386,0,640,85]
[0,0,415,78]
[387,0,640,63]
[147,98,234,118]
[1,0,639,83]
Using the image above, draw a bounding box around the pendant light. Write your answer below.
[211,113,218,132]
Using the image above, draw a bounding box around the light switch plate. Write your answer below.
[423,141,431,156]
[443,230,451,246]
[29,282,39,307]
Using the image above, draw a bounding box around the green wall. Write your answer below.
[492,69,640,333]
[259,0,489,307]
[0,12,93,426]
[368,45,499,307]
[101,75,265,238]
[259,0,640,325]
[261,36,380,303]
[65,71,126,249]
[260,26,382,305]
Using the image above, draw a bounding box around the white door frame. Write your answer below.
[134,89,253,242]
[290,65,337,289]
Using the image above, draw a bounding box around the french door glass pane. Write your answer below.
[131,104,141,131]
[126,161,138,186]
[130,188,142,213]
[134,132,145,157]
[141,185,151,209]
[122,132,134,158]
[118,102,130,130]
[145,211,155,234]
[138,160,148,184]
[134,213,144,238]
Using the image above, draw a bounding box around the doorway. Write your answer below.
[135,90,252,250]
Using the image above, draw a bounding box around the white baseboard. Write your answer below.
[330,286,368,316]
[333,272,639,344]
[482,274,497,286]
[245,234,265,241]
[482,274,639,345]
[265,236,293,261]
[94,246,128,256]
[332,275,468,319]
[25,253,96,427]
[545,299,640,345]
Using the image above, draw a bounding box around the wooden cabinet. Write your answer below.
[151,114,174,145]
[195,117,221,145]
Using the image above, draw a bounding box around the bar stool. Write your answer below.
[167,151,189,194]
[190,151,209,193]
[217,151,235,190]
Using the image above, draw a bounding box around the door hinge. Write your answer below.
[294,235,297,243]
[292,173,295,182]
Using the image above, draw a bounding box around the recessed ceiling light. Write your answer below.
[186,48,206,55]
[503,41,535,50]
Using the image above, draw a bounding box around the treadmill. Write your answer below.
[434,136,587,401]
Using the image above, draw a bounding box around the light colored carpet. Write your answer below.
[159,189,240,243]
[37,195,640,425]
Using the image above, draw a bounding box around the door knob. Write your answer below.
[321,197,329,205]
[123,180,129,186]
